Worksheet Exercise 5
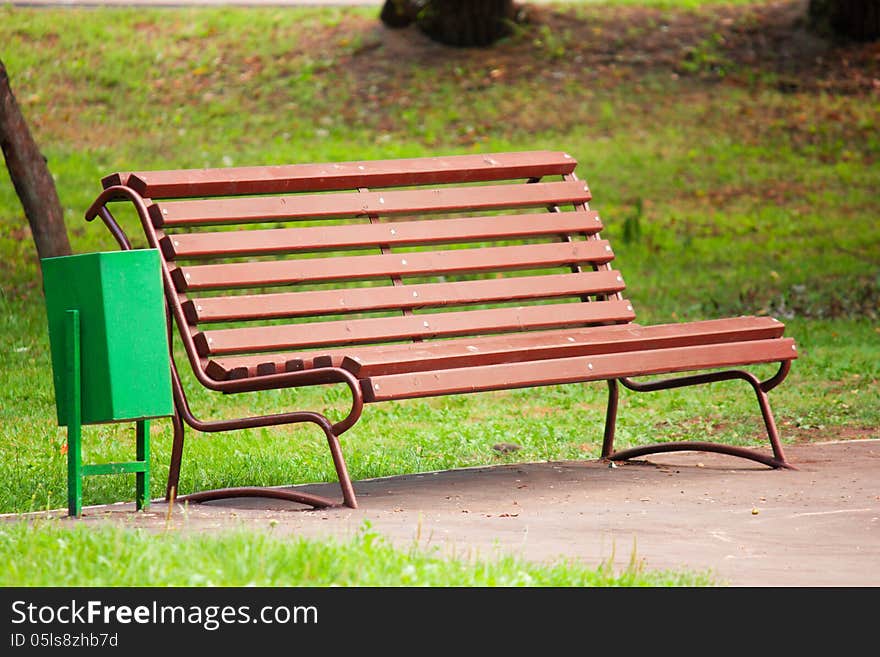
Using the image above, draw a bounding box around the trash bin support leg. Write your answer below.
[64,309,152,516]
[66,310,83,517]
[135,420,150,511]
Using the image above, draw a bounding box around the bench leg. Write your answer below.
[322,424,358,509]
[158,322,361,508]
[168,419,358,510]
[164,413,354,510]
[165,408,185,502]
[601,363,796,470]
[601,378,619,460]
[164,367,358,508]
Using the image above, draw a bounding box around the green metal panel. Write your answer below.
[42,249,173,426]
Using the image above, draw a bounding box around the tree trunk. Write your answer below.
[0,57,71,260]
[809,0,880,41]
[380,0,516,47]
[380,0,417,28]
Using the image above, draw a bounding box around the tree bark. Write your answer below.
[809,0,880,41]
[380,0,516,47]
[0,57,71,260]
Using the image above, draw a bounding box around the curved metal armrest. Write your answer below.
[84,185,150,222]
[84,185,151,251]
[205,365,365,436]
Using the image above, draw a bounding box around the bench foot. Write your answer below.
[174,487,340,509]
[601,362,796,470]
[605,442,796,470]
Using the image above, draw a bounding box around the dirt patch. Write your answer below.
[341,1,879,94]
[786,424,879,444]
[316,0,880,162]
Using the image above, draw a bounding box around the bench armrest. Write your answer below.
[208,365,364,436]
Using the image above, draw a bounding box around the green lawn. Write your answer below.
[0,519,712,586]
[0,1,877,586]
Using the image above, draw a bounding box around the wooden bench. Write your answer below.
[84,150,798,509]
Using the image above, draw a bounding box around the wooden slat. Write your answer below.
[194,299,636,356]
[173,239,615,291]
[104,151,578,198]
[161,211,602,260]
[361,338,798,402]
[342,316,787,377]
[185,270,626,323]
[149,180,591,227]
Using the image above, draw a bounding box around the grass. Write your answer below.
[0,1,878,586]
[0,519,712,586]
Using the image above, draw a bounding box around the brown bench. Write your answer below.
[84,150,798,509]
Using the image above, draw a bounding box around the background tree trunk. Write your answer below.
[380,0,417,28]
[0,57,71,260]
[380,0,516,47]
[809,0,880,41]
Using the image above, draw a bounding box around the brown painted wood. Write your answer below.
[203,316,787,381]
[205,325,639,380]
[149,180,591,227]
[185,270,625,323]
[342,316,787,377]
[173,239,615,291]
[361,338,798,402]
[205,351,338,380]
[160,211,601,259]
[194,299,637,356]
[104,151,577,198]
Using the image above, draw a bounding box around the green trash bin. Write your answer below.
[42,249,174,516]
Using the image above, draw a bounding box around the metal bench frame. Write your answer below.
[84,151,797,510]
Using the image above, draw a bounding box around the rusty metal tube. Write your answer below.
[601,378,619,458]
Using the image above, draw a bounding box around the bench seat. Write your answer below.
[359,335,796,402]
[203,315,787,382]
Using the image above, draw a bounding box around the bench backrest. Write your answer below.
[104,151,635,379]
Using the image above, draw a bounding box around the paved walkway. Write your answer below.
[67,439,880,587]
